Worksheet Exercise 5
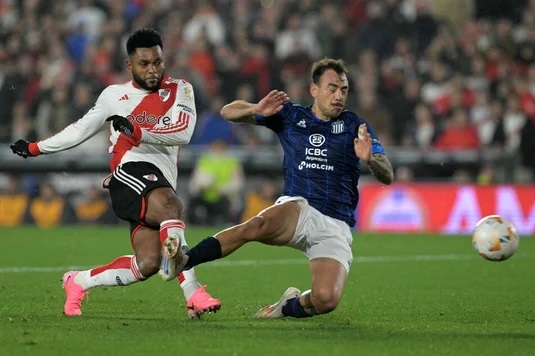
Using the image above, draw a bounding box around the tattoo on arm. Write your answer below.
[367,153,394,185]
[303,293,320,315]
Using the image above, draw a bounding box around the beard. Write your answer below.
[132,72,164,91]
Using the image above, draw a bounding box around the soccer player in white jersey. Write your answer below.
[160,58,394,318]
[10,28,220,318]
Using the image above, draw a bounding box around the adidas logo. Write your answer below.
[119,94,129,101]
[297,119,306,128]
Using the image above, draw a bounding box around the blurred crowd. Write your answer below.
[0,0,534,157]
[1,0,535,227]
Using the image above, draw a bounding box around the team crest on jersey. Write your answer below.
[143,174,158,182]
[331,120,345,134]
[158,89,171,102]
[184,87,193,101]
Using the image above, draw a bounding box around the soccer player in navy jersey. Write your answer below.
[161,57,394,318]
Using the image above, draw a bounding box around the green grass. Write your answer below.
[0,226,534,356]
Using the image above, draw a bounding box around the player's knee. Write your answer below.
[312,288,340,314]
[135,255,161,277]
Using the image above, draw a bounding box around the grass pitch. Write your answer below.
[0,226,534,356]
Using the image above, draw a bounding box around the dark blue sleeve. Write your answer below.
[254,102,293,133]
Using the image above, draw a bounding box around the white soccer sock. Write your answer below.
[178,268,202,300]
[177,232,201,299]
[74,255,146,290]
[159,219,185,245]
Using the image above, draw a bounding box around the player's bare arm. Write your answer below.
[354,123,394,185]
[367,153,394,185]
[220,90,289,124]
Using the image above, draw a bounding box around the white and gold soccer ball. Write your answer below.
[472,215,519,261]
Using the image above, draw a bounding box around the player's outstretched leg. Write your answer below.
[61,255,146,316]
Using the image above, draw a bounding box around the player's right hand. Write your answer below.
[253,90,289,116]
[10,139,34,159]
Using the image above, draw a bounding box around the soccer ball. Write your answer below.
[472,215,519,261]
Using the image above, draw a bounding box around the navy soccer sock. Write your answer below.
[281,297,312,318]
[184,237,222,270]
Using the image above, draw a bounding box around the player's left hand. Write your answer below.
[106,115,134,136]
[354,124,372,163]
[106,115,141,141]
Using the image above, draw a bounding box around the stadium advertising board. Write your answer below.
[357,184,535,235]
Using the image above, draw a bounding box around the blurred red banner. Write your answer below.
[357,184,535,235]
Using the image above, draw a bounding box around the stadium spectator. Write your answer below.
[493,94,527,153]
[162,58,394,320]
[182,3,226,47]
[388,77,421,145]
[0,0,534,186]
[0,175,28,227]
[471,89,497,146]
[403,103,437,148]
[9,28,220,319]
[191,96,237,145]
[435,108,480,150]
[28,182,66,228]
[358,1,397,60]
[10,100,37,143]
[520,118,535,175]
[74,185,116,225]
[188,140,245,226]
[357,92,392,145]
[240,179,279,223]
[34,86,72,139]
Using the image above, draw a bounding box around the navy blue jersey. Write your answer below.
[256,102,386,227]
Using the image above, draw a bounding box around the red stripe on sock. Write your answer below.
[130,256,144,280]
[90,256,133,277]
[177,272,185,284]
[161,220,185,229]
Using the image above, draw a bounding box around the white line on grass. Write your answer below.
[1,253,534,273]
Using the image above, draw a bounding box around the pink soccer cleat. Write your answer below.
[186,285,221,319]
[255,287,301,319]
[62,271,89,316]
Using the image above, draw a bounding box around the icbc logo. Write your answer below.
[126,111,172,126]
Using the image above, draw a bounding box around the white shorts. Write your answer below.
[275,196,353,272]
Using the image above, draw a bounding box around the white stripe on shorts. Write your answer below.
[113,166,146,194]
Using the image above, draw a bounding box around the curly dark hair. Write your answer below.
[126,28,163,56]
